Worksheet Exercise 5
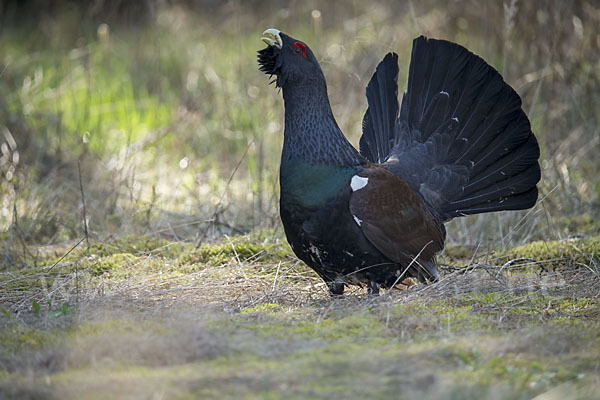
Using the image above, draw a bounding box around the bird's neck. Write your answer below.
[281,80,362,166]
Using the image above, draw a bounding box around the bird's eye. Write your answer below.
[292,42,307,58]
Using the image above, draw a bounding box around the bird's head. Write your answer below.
[257,28,324,88]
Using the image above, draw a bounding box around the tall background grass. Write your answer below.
[1,0,598,254]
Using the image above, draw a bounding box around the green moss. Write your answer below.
[88,253,139,276]
[383,294,600,336]
[78,252,176,280]
[311,314,388,340]
[212,310,389,341]
[443,243,479,261]
[0,325,61,354]
[240,303,282,314]
[82,235,190,259]
[445,347,596,394]
[497,235,600,270]
[386,299,491,334]
[69,318,169,339]
[177,236,294,268]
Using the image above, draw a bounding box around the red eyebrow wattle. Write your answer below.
[292,42,307,58]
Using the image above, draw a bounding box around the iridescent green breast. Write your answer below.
[280,159,356,210]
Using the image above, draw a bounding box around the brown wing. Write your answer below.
[349,165,444,264]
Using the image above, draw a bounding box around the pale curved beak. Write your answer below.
[261,28,283,49]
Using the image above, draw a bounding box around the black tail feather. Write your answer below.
[360,53,399,164]
[450,186,539,215]
[463,135,540,196]
[446,165,541,212]
[360,36,541,221]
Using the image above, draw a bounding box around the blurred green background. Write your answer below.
[1,0,598,249]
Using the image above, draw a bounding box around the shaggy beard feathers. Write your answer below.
[257,46,283,87]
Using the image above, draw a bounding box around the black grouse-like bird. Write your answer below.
[258,29,540,295]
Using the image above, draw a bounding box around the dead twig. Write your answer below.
[196,140,253,248]
[46,237,86,273]
[78,160,90,255]
[4,202,17,267]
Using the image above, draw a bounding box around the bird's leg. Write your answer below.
[367,280,380,296]
[327,280,345,296]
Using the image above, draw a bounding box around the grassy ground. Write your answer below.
[1,1,600,399]
[1,234,599,399]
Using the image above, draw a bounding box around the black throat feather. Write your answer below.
[257,46,285,87]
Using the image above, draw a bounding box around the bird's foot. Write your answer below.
[367,280,380,296]
[327,281,345,296]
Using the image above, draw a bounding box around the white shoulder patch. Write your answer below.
[352,215,363,226]
[350,175,369,192]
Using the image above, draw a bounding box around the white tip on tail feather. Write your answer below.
[350,175,369,191]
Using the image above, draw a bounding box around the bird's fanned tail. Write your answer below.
[360,36,540,222]
[360,53,399,164]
